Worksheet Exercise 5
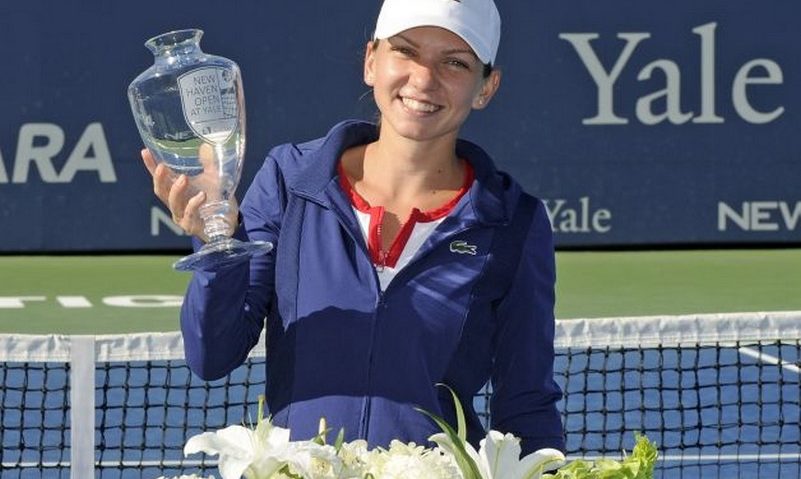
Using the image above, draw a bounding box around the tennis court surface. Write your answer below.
[2,249,800,333]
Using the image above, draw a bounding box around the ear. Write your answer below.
[472,69,502,110]
[364,40,377,87]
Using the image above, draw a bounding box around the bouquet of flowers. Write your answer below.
[159,390,657,479]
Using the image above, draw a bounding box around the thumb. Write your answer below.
[198,143,220,176]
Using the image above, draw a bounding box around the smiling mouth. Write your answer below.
[400,96,442,114]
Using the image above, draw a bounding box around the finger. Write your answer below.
[182,191,207,238]
[184,191,207,222]
[198,143,219,176]
[141,148,157,176]
[152,163,174,204]
[167,174,190,221]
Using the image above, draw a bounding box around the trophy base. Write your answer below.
[173,238,273,272]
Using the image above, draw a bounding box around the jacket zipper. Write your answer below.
[302,193,383,438]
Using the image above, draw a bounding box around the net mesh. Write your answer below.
[1,312,799,478]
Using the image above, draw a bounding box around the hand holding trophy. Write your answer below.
[128,29,272,271]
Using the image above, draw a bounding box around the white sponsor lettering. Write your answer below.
[557,31,649,125]
[635,59,693,125]
[718,201,801,231]
[0,122,116,183]
[543,197,612,233]
[559,22,784,125]
[103,295,183,308]
[151,206,187,236]
[732,59,785,124]
[0,296,46,308]
[0,295,183,309]
[11,123,64,182]
[0,147,6,182]
[56,296,93,308]
[691,23,725,124]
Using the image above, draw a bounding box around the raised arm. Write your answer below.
[179,155,287,380]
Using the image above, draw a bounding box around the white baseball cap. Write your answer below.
[373,0,501,65]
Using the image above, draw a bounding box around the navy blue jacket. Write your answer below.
[181,120,565,454]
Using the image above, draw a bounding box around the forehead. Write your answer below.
[390,26,476,56]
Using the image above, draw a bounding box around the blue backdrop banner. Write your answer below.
[1,1,798,251]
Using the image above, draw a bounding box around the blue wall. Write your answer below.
[1,1,799,251]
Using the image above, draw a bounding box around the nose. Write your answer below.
[408,60,439,91]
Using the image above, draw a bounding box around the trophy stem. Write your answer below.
[170,198,272,272]
[200,201,233,243]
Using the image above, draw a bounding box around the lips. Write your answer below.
[400,96,442,113]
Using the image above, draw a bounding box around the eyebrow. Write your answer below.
[393,33,480,61]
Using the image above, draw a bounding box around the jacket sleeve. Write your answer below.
[180,153,286,380]
[490,199,565,454]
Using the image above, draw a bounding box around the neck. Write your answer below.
[360,125,463,200]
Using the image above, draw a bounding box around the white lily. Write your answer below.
[281,442,343,479]
[430,430,565,479]
[336,439,371,478]
[184,420,293,479]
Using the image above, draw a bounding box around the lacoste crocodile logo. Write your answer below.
[449,240,477,255]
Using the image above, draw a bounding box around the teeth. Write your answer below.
[402,97,439,113]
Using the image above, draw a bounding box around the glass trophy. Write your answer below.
[128,29,272,271]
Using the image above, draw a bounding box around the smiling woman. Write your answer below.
[139,0,566,457]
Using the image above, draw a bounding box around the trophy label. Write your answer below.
[178,67,237,144]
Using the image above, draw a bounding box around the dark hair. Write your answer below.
[370,39,493,78]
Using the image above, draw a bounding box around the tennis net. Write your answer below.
[1,311,799,478]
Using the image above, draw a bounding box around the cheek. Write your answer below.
[373,58,404,86]
[448,82,482,109]
[442,70,484,101]
[372,75,398,105]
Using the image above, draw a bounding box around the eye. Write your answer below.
[390,46,415,57]
[446,58,472,70]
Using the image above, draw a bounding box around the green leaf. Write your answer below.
[542,434,659,479]
[416,407,482,479]
[628,433,658,478]
[334,427,346,452]
[436,383,467,441]
[257,394,265,423]
[312,417,330,445]
[277,464,303,479]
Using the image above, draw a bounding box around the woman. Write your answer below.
[143,0,565,455]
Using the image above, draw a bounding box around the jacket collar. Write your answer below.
[290,120,514,226]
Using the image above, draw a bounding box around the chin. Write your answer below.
[384,117,460,143]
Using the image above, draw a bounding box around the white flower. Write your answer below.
[364,440,462,479]
[184,420,293,479]
[336,439,370,478]
[281,442,342,479]
[430,430,565,479]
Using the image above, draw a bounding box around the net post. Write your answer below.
[70,335,96,479]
